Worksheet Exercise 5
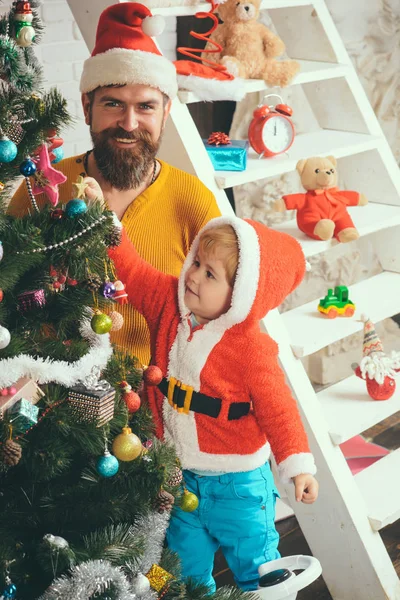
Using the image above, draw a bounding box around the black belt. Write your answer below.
[158,377,250,421]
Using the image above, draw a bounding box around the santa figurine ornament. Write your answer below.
[352,316,400,401]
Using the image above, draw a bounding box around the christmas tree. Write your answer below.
[0,2,254,599]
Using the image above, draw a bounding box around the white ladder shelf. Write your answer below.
[68,0,400,597]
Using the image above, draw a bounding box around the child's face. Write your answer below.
[184,245,233,324]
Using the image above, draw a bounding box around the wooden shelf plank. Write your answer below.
[178,60,347,104]
[214,130,380,189]
[355,449,400,531]
[282,271,400,358]
[318,374,400,445]
[272,203,400,259]
[153,0,313,17]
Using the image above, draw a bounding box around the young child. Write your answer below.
[86,177,318,592]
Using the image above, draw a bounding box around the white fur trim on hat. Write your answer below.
[80,47,178,98]
[177,74,246,102]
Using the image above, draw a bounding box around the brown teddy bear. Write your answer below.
[274,156,368,243]
[201,0,300,87]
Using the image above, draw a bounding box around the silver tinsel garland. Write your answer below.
[131,511,171,599]
[39,512,171,600]
[38,560,137,600]
[136,511,170,574]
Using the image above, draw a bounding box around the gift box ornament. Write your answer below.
[0,377,45,419]
[145,564,174,593]
[17,289,46,312]
[9,397,39,429]
[67,384,115,427]
[203,132,248,172]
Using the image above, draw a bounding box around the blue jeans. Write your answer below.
[166,462,280,592]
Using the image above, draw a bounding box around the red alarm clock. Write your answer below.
[248,94,295,158]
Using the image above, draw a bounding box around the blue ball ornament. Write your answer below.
[2,577,17,599]
[0,137,18,163]
[51,146,64,164]
[65,198,88,218]
[19,158,37,177]
[96,451,119,478]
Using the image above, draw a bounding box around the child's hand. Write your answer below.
[293,473,319,504]
[82,177,104,202]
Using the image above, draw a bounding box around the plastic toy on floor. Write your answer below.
[256,555,322,599]
[352,315,400,401]
[317,285,355,318]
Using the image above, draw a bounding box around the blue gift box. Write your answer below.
[203,139,248,172]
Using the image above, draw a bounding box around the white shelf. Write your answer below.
[214,130,380,189]
[318,374,400,445]
[153,0,312,17]
[273,202,400,259]
[282,271,400,358]
[178,60,347,104]
[355,449,400,531]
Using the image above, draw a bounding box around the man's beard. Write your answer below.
[90,126,161,190]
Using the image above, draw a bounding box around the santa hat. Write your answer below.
[361,315,384,357]
[80,3,178,99]
[174,59,246,102]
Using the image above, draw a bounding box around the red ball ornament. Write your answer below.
[143,365,163,386]
[1,388,8,396]
[67,277,78,286]
[0,289,3,302]
[51,208,64,220]
[120,380,141,413]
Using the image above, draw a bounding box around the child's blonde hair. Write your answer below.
[199,225,238,287]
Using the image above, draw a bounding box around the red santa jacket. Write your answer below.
[109,216,316,482]
[283,187,360,226]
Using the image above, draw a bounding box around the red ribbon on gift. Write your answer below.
[207,132,231,146]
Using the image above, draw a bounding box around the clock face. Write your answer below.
[261,115,294,154]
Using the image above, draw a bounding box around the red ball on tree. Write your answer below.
[143,365,163,386]
[124,390,141,413]
[120,380,141,413]
[0,289,3,302]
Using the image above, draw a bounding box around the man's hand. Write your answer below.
[82,176,104,203]
[293,473,319,504]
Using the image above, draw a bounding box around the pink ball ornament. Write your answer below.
[109,311,124,332]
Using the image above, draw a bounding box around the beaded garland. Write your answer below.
[15,215,107,255]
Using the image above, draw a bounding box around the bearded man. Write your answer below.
[8,2,221,365]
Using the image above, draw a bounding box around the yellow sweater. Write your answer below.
[8,154,221,365]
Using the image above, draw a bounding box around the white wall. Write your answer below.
[0,0,177,157]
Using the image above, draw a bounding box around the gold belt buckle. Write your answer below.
[167,377,193,415]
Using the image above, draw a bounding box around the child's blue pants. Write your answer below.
[166,462,280,592]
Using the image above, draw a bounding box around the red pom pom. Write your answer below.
[143,365,163,386]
